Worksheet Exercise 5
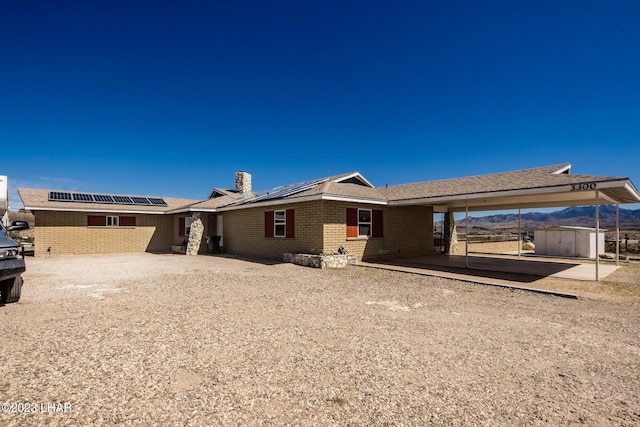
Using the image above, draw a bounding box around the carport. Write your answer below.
[383,164,640,281]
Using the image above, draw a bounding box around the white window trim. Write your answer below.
[274,210,286,238]
[106,215,119,227]
[358,209,372,237]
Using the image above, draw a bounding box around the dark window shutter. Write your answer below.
[87,215,106,226]
[265,211,274,237]
[179,217,185,236]
[346,208,358,238]
[120,216,136,226]
[286,209,295,238]
[372,210,383,237]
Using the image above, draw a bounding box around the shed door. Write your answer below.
[559,230,576,257]
[547,231,561,256]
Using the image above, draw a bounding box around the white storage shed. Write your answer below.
[534,226,605,259]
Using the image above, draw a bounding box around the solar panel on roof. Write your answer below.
[47,191,167,207]
[93,194,115,203]
[246,177,327,204]
[131,196,151,205]
[147,197,168,206]
[73,193,94,202]
[49,191,72,201]
[113,195,133,204]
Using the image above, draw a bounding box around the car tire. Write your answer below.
[5,276,23,303]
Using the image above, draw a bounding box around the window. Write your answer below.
[185,217,194,236]
[274,210,286,237]
[87,215,136,227]
[358,209,371,237]
[265,209,295,238]
[347,208,383,238]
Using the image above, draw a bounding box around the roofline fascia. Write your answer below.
[165,207,202,214]
[215,193,388,212]
[321,194,387,205]
[624,181,640,202]
[217,194,325,211]
[388,179,636,206]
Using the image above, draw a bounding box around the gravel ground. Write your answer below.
[1,253,639,426]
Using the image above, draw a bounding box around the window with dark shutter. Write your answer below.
[179,217,185,236]
[347,208,383,238]
[87,215,107,226]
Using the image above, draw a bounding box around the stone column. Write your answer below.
[186,213,204,256]
[444,212,459,255]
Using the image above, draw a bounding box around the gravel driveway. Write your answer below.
[1,253,639,426]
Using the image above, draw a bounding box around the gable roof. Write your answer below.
[207,187,242,199]
[222,172,375,208]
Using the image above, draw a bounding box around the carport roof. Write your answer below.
[381,163,640,212]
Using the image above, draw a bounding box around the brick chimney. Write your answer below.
[235,171,252,195]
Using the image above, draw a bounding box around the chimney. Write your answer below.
[235,171,252,195]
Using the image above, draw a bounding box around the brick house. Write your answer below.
[18,164,640,261]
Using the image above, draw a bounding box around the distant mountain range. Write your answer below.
[454,206,640,231]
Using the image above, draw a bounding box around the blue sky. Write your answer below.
[2,1,639,211]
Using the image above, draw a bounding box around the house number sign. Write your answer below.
[570,182,597,191]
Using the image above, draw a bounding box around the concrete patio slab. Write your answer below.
[362,254,619,284]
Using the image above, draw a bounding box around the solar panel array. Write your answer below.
[49,192,168,207]
[234,177,328,205]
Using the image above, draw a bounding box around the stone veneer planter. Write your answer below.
[283,253,357,269]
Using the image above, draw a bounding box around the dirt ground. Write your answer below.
[1,253,639,426]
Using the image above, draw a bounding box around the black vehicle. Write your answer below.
[0,220,29,305]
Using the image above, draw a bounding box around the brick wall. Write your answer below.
[222,200,434,261]
[322,201,434,261]
[34,211,173,255]
[223,201,324,259]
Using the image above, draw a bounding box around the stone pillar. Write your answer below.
[186,213,204,256]
[444,212,459,255]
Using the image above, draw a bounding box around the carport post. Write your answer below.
[616,204,619,266]
[518,208,521,259]
[595,190,600,281]
[465,200,469,268]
